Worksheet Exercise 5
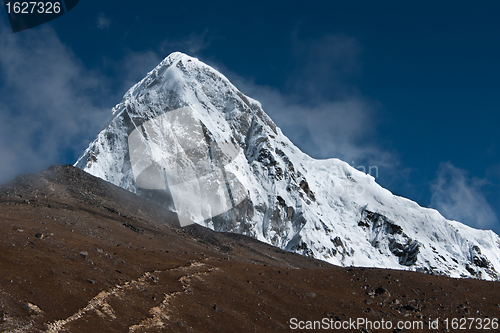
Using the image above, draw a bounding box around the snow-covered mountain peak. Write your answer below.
[76,52,500,281]
[122,51,260,110]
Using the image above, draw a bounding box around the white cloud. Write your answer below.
[0,21,108,183]
[0,22,214,184]
[430,162,498,230]
[97,13,111,30]
[209,33,397,174]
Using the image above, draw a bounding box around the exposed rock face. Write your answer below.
[467,245,498,280]
[75,52,500,280]
[358,210,419,266]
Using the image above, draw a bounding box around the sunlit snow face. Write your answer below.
[128,106,248,227]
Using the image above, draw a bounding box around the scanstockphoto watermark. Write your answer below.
[351,161,379,179]
[325,162,379,197]
[290,317,424,331]
[289,317,499,331]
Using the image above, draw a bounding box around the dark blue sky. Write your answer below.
[1,0,499,233]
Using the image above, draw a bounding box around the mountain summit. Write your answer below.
[76,52,500,280]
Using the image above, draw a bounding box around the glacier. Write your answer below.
[75,52,500,281]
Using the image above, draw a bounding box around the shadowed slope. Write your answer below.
[0,165,499,332]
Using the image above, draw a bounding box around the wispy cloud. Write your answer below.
[0,21,108,183]
[160,30,213,57]
[213,33,397,174]
[116,50,162,95]
[96,13,111,30]
[0,22,215,184]
[430,162,498,231]
[289,33,363,101]
[231,78,392,166]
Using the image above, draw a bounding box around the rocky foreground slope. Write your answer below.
[1,165,499,332]
[75,52,500,281]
